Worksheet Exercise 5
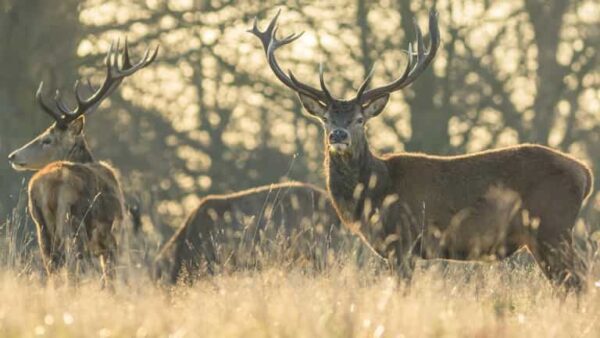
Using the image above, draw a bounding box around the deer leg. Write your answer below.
[68,228,89,288]
[532,237,584,292]
[29,201,64,276]
[530,218,583,291]
[99,254,113,290]
[169,239,186,284]
[525,181,586,292]
[156,225,195,284]
[176,235,214,284]
[200,233,218,276]
[56,193,85,285]
[98,232,117,290]
[168,240,190,285]
[86,220,116,289]
[31,204,61,276]
[386,227,418,282]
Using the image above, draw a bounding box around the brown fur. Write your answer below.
[10,119,126,286]
[439,185,523,260]
[290,70,594,291]
[8,41,156,286]
[326,142,593,289]
[252,8,594,290]
[154,182,350,284]
[29,160,125,283]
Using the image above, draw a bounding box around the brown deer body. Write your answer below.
[8,40,158,285]
[26,130,124,281]
[154,182,350,284]
[327,143,591,280]
[251,9,594,290]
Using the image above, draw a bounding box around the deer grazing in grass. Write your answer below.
[154,182,351,284]
[250,9,594,290]
[8,40,158,286]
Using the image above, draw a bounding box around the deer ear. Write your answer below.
[68,116,85,135]
[297,93,327,117]
[362,94,390,118]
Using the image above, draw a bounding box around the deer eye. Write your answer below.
[41,139,52,146]
[356,117,365,124]
[321,116,329,123]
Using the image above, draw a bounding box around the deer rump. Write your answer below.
[29,160,124,271]
[154,182,349,284]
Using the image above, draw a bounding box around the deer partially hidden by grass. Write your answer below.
[8,40,158,286]
[250,9,594,291]
[154,182,353,284]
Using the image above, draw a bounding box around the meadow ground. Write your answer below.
[0,201,599,338]
[0,254,598,337]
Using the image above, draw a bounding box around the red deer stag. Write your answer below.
[154,182,353,284]
[250,9,593,290]
[8,40,158,286]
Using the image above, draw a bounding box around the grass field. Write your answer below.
[0,204,599,338]
[0,260,598,337]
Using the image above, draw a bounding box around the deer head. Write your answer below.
[8,39,158,171]
[249,9,439,155]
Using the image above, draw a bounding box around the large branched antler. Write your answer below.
[248,9,333,103]
[357,9,440,103]
[36,38,159,128]
[250,9,439,105]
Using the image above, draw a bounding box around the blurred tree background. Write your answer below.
[0,0,598,241]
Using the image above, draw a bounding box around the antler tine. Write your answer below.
[116,42,159,77]
[87,78,96,90]
[355,65,376,100]
[73,78,106,116]
[122,37,132,69]
[53,89,74,114]
[359,8,440,103]
[105,37,120,78]
[269,25,329,102]
[249,9,331,103]
[36,38,158,126]
[70,77,97,109]
[319,63,333,101]
[36,82,67,126]
[247,9,281,55]
[73,78,97,98]
[74,80,87,106]
[101,39,115,77]
[146,45,160,64]
[399,11,439,85]
[415,18,425,59]
[270,26,304,46]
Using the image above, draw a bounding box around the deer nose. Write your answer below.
[329,129,349,143]
[7,152,16,163]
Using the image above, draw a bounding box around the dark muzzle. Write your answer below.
[329,129,349,144]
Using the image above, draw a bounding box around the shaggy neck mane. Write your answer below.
[325,139,390,224]
[67,137,95,164]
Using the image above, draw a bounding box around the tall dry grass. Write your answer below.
[0,262,598,337]
[0,201,599,338]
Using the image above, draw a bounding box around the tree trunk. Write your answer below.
[0,0,81,215]
[524,0,569,144]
